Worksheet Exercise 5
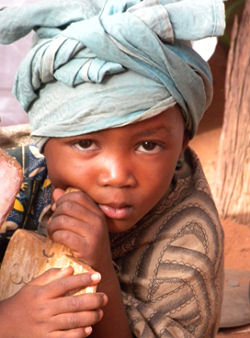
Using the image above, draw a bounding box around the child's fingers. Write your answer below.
[30,266,74,286]
[50,292,108,315]
[48,229,89,258]
[50,326,92,338]
[52,189,104,218]
[51,198,104,226]
[51,309,103,331]
[48,213,94,239]
[52,187,66,204]
[45,271,101,298]
[47,216,106,260]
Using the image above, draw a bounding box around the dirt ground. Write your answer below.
[190,42,250,337]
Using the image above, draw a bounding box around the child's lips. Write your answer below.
[98,203,133,220]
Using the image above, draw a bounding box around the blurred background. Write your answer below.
[0,0,37,126]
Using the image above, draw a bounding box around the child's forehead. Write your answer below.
[35,104,186,153]
[74,107,185,139]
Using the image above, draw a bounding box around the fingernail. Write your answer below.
[91,272,101,282]
[102,294,108,305]
[60,266,74,274]
[98,309,104,318]
[84,326,92,335]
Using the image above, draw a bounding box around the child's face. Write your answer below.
[44,107,187,233]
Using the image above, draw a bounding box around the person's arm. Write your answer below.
[91,265,132,338]
[48,188,133,337]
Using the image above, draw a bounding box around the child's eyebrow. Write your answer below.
[133,126,173,138]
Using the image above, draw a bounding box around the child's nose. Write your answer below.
[97,156,136,188]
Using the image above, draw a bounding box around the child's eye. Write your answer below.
[73,139,98,151]
[136,141,163,154]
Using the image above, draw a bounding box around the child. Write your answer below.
[0,0,225,337]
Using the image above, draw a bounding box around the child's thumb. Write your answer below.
[52,187,65,203]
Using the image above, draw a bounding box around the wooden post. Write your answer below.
[214,1,250,225]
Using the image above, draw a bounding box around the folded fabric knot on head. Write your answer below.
[0,0,226,139]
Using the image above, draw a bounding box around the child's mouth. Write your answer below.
[98,204,133,220]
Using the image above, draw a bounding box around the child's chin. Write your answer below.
[107,218,136,233]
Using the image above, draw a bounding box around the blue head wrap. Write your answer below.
[0,0,225,142]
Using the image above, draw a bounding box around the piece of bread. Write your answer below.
[38,238,97,295]
[0,230,97,300]
[0,148,23,226]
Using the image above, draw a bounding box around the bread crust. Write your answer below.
[38,239,97,295]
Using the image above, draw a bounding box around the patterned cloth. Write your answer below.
[0,146,51,243]
[1,145,224,337]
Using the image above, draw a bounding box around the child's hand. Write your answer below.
[0,267,107,338]
[47,188,113,274]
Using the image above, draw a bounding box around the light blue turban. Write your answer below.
[0,0,225,141]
